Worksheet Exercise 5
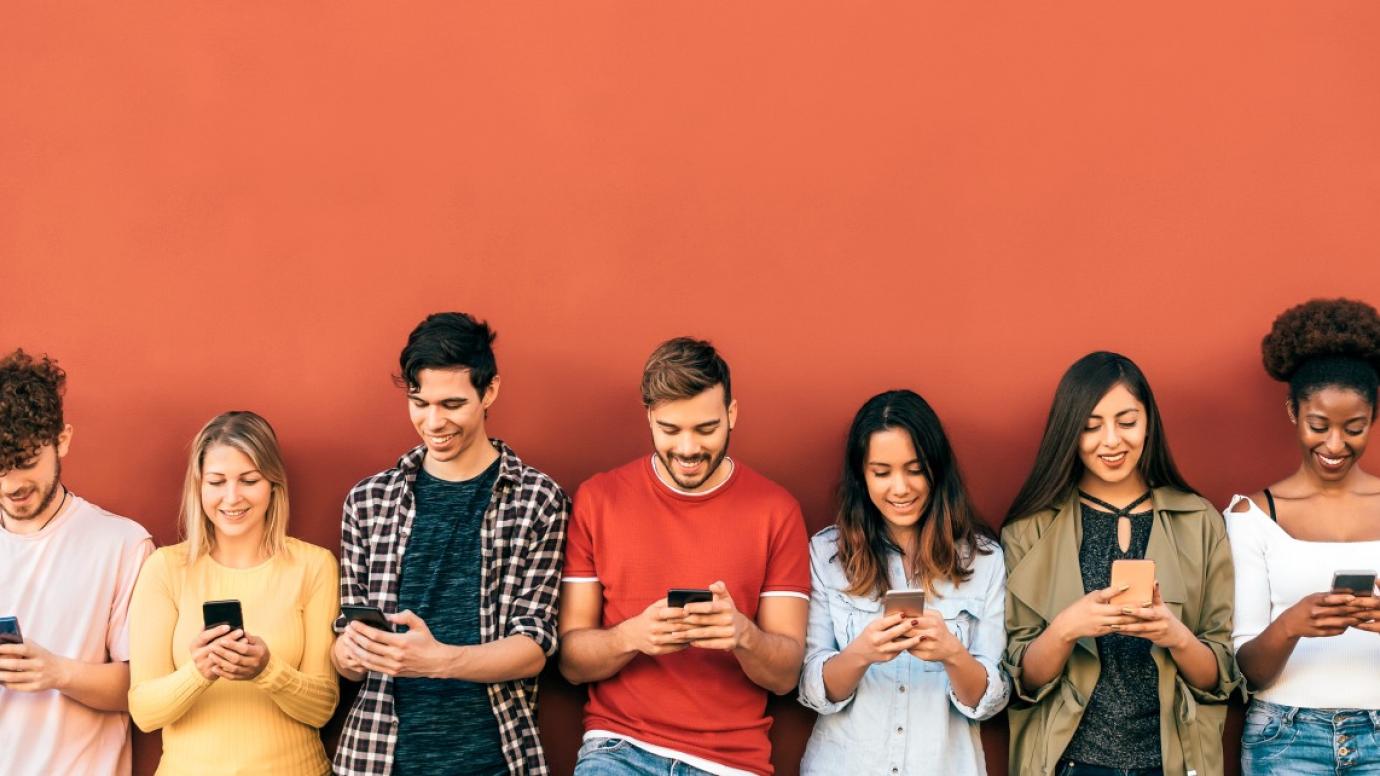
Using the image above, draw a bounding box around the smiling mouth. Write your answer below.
[220,508,248,518]
[1099,452,1128,465]
[1317,452,1350,467]
[428,433,457,445]
[887,497,918,510]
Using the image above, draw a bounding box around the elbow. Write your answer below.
[557,654,588,686]
[127,703,163,734]
[516,651,547,681]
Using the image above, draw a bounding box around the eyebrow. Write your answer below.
[1306,413,1370,423]
[205,469,263,477]
[408,394,467,403]
[867,459,921,467]
[1088,408,1140,421]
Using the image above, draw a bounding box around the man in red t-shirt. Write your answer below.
[559,337,811,776]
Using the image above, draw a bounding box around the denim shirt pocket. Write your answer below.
[829,590,883,647]
[921,596,982,672]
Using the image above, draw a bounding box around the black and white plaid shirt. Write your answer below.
[332,440,570,776]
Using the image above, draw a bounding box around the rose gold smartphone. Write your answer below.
[1109,559,1155,606]
[883,589,926,618]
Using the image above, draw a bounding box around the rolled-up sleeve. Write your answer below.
[504,489,571,656]
[1188,507,1241,703]
[798,541,853,715]
[1000,521,1062,706]
[949,548,1010,720]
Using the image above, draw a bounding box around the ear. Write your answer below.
[1285,399,1297,425]
[726,399,739,430]
[55,424,74,459]
[481,375,501,409]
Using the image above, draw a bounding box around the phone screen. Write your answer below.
[1333,570,1377,595]
[667,588,713,609]
[0,616,22,645]
[202,599,244,631]
[341,605,395,632]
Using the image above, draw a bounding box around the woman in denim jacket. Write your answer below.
[798,390,1009,776]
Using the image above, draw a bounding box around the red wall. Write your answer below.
[5,3,1380,774]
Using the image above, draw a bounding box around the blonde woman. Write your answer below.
[128,411,339,775]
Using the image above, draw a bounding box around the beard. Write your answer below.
[656,431,731,491]
[2,458,62,521]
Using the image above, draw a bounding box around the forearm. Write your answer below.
[733,621,804,695]
[1018,626,1075,692]
[820,649,869,703]
[440,635,546,682]
[57,659,131,712]
[331,634,366,682]
[943,650,988,708]
[254,656,340,727]
[558,626,638,685]
[1236,619,1299,690]
[128,661,214,732]
[1168,631,1220,691]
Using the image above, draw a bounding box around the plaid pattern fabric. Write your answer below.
[332,439,570,776]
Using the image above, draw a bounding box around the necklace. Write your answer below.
[1078,489,1151,554]
[1,486,68,534]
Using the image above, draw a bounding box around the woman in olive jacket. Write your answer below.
[1001,352,1238,776]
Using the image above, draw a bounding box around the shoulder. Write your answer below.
[574,458,645,501]
[730,462,802,512]
[282,537,337,568]
[806,526,848,586]
[1230,492,1269,516]
[505,461,570,510]
[809,525,841,556]
[71,498,153,545]
[144,543,190,576]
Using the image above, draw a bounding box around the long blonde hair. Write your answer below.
[180,411,290,564]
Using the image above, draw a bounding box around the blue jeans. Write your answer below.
[1056,760,1163,776]
[572,738,719,776]
[1242,700,1380,775]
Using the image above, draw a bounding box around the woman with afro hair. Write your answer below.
[1228,298,1380,775]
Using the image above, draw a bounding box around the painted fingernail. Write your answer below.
[911,619,920,626]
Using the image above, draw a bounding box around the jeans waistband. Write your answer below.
[1252,699,1380,728]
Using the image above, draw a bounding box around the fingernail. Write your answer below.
[1121,607,1134,614]
[911,619,919,626]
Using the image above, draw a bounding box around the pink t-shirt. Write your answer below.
[0,493,153,776]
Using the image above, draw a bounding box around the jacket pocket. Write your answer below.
[921,597,981,672]
[830,590,882,647]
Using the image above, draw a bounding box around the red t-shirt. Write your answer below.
[563,456,811,775]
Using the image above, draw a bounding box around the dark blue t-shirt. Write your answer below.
[394,458,506,776]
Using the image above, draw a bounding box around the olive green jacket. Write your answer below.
[1001,488,1240,776]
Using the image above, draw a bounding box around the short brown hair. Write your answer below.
[0,350,67,473]
[641,337,732,408]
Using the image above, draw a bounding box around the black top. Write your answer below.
[394,459,506,776]
[1062,500,1162,769]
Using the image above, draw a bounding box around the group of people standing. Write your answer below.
[3,297,1380,776]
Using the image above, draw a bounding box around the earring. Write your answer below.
[1285,399,1296,425]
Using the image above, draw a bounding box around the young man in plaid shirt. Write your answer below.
[330,312,570,776]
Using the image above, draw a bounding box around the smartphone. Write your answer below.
[1332,570,1377,595]
[341,604,396,632]
[1110,559,1156,606]
[667,588,713,609]
[0,616,22,645]
[883,589,927,618]
[202,599,244,632]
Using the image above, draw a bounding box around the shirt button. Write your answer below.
[891,769,899,774]
[896,726,904,734]
[899,686,906,693]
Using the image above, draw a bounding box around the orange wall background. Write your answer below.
[5,3,1380,775]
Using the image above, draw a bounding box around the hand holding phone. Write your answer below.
[1109,560,1155,606]
[202,599,244,632]
[1332,570,1377,596]
[666,588,713,610]
[341,604,396,633]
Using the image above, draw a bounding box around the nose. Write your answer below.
[888,473,910,496]
[223,481,240,505]
[675,434,698,457]
[1102,424,1120,449]
[426,406,445,430]
[1326,428,1346,453]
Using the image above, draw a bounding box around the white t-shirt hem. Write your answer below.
[583,730,755,776]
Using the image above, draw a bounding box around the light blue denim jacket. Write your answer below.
[797,526,1009,776]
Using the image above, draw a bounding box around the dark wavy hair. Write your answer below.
[397,312,498,394]
[835,390,993,598]
[0,350,67,473]
[1004,351,1195,524]
[1262,298,1380,416]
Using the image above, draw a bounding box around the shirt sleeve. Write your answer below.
[253,547,341,727]
[1189,505,1242,703]
[1000,521,1061,706]
[334,490,367,634]
[948,547,1011,720]
[561,481,599,583]
[797,538,853,715]
[504,488,572,656]
[1227,496,1272,652]
[107,533,155,662]
[127,550,215,732]
[761,501,811,598]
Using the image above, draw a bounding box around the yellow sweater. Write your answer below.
[128,538,340,776]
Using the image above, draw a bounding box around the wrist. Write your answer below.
[733,613,760,653]
[941,645,972,668]
[1050,615,1077,645]
[53,654,75,691]
[433,642,463,679]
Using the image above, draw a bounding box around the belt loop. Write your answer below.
[1283,705,1300,725]
[1369,710,1380,729]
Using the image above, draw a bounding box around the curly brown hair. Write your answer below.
[0,350,67,473]
[1262,298,1380,410]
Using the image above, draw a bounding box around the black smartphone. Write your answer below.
[341,604,396,632]
[0,616,22,645]
[202,599,244,631]
[1333,570,1378,595]
[667,588,713,609]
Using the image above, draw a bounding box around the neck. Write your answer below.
[2,484,69,536]
[1078,472,1150,507]
[887,525,918,562]
[211,530,269,568]
[424,436,499,482]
